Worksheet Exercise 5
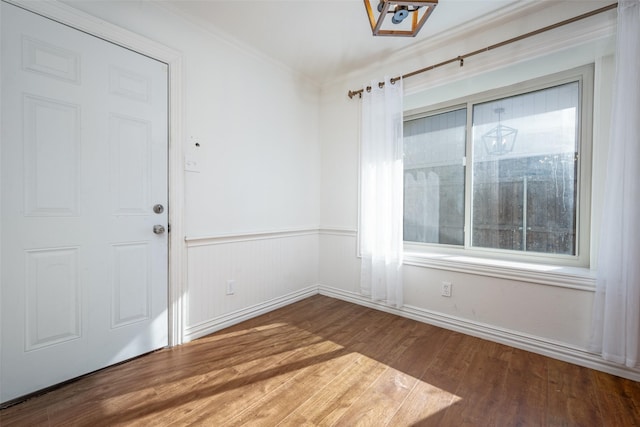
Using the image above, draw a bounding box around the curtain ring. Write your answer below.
[378,81,385,89]
[366,86,372,93]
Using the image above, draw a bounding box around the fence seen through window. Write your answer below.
[404,81,580,256]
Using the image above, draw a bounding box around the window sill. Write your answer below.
[403,250,596,291]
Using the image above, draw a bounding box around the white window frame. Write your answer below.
[403,65,594,277]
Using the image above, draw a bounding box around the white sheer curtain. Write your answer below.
[591,0,640,367]
[359,77,404,308]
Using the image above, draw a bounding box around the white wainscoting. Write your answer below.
[184,228,319,342]
[182,228,640,382]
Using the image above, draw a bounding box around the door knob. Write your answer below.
[153,225,165,235]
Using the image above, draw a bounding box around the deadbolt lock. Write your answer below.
[153,204,164,214]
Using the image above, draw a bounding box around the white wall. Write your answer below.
[62,1,321,339]
[318,2,639,379]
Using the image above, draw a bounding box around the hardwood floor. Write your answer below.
[2,295,640,426]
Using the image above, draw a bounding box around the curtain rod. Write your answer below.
[347,2,618,99]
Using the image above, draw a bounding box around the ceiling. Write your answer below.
[159,0,524,85]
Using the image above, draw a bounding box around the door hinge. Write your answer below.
[168,223,171,233]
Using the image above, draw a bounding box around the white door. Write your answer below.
[1,2,169,403]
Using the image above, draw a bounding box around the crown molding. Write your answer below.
[332,0,616,92]
[403,17,615,96]
[391,0,546,69]
[152,1,320,91]
[333,0,542,88]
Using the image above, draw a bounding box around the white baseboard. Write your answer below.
[182,281,640,382]
[318,284,640,382]
[183,286,319,342]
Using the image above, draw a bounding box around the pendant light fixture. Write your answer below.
[364,0,438,37]
[482,108,518,156]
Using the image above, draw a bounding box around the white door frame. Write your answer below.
[1,0,186,346]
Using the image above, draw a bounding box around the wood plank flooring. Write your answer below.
[2,295,640,426]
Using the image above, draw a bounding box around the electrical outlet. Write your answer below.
[226,279,235,295]
[441,281,452,297]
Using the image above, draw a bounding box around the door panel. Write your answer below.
[25,247,81,351]
[23,95,81,216]
[1,2,169,403]
[110,114,152,214]
[111,242,151,328]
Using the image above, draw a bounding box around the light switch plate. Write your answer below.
[184,154,200,173]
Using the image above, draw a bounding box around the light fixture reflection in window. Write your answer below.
[482,107,518,156]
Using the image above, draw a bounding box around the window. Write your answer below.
[404,108,466,245]
[403,67,592,266]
